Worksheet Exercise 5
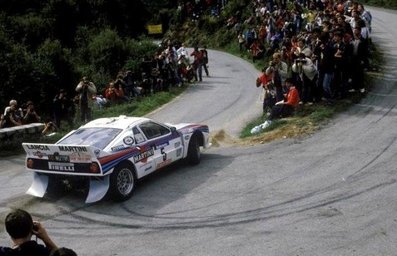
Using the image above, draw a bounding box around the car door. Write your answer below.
[131,126,156,177]
[138,121,182,170]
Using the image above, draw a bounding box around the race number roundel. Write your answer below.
[123,136,134,145]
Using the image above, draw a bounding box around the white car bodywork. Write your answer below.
[22,116,210,203]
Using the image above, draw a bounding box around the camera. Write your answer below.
[32,223,39,232]
[295,58,307,64]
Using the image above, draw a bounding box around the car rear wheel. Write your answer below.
[109,163,136,201]
[45,175,68,198]
[186,134,201,165]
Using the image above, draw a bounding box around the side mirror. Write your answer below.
[170,126,177,133]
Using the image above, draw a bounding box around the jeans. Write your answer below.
[322,72,334,99]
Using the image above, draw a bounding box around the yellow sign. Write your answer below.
[147,24,163,35]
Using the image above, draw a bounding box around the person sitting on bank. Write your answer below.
[2,100,23,128]
[0,209,58,256]
[261,78,300,128]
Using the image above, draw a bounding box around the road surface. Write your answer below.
[0,6,396,256]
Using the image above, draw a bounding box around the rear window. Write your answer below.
[58,128,122,149]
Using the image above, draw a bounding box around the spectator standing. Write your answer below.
[201,46,209,76]
[75,77,96,123]
[350,26,366,93]
[123,71,140,98]
[292,53,318,104]
[256,67,276,114]
[237,32,245,53]
[176,43,189,60]
[271,52,289,84]
[0,209,58,256]
[53,89,74,129]
[190,46,204,82]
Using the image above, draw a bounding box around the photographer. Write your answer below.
[0,209,58,256]
[75,77,97,123]
[292,52,318,104]
[22,101,41,124]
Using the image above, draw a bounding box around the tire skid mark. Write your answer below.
[346,136,396,179]
[46,179,395,232]
[373,103,397,123]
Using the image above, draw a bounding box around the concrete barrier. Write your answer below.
[0,123,45,140]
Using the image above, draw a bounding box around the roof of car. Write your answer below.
[81,116,150,130]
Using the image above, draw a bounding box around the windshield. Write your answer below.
[58,128,122,149]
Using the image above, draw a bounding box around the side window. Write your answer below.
[139,122,170,140]
[133,127,146,144]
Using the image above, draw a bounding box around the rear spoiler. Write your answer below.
[22,143,112,203]
[22,143,106,176]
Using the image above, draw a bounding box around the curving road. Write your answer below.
[0,6,396,256]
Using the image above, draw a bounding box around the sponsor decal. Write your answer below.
[111,145,126,151]
[48,162,75,171]
[176,148,182,157]
[58,146,87,152]
[144,166,153,172]
[70,152,91,163]
[26,144,50,151]
[155,142,169,149]
[156,159,172,169]
[184,135,190,141]
[94,149,101,157]
[33,151,46,158]
[133,147,154,163]
[48,153,70,162]
[123,136,134,145]
[174,142,181,148]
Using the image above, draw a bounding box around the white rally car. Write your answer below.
[22,116,210,203]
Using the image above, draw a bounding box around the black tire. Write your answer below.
[109,163,136,201]
[186,134,201,165]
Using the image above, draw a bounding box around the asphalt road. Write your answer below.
[0,6,396,256]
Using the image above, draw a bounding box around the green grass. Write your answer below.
[240,117,288,138]
[93,88,184,118]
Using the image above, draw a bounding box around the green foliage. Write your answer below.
[0,0,152,116]
[8,13,51,49]
[88,28,125,77]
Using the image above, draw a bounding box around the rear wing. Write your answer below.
[22,143,106,176]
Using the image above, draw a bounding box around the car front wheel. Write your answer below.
[186,134,201,165]
[109,163,136,201]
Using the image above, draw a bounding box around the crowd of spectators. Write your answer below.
[1,0,373,133]
[232,0,372,114]
[0,41,210,132]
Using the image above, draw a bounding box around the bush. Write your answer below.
[88,28,126,77]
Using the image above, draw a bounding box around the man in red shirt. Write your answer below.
[262,78,300,128]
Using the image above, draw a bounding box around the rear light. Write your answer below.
[89,162,100,173]
[27,159,34,168]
